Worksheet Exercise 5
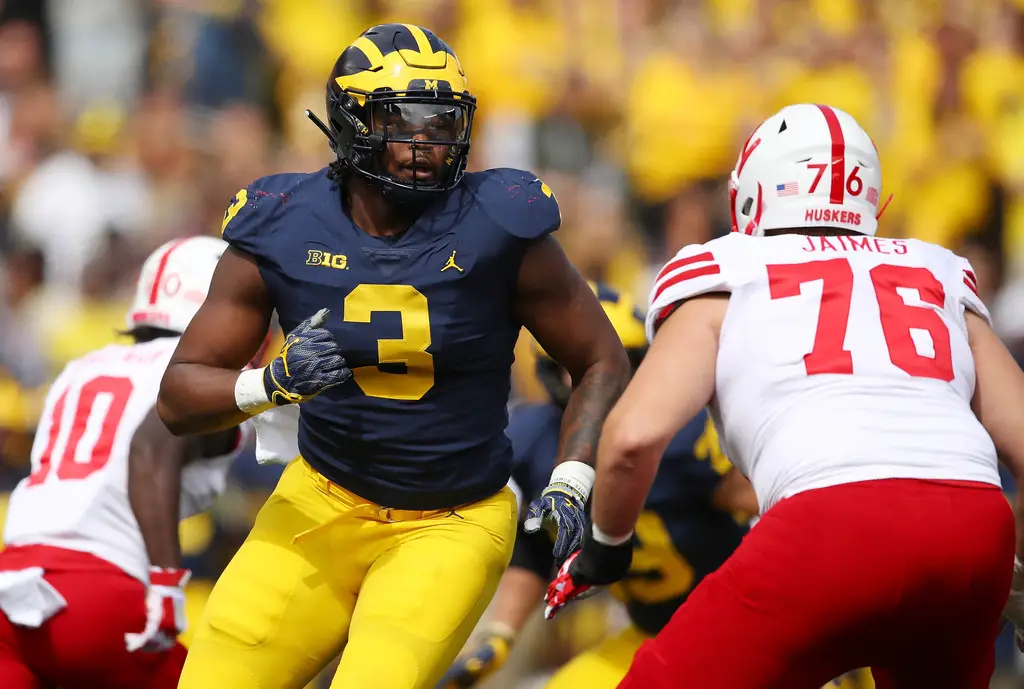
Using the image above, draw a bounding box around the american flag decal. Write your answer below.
[866,187,879,204]
[776,182,799,197]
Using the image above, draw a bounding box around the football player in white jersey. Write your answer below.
[0,236,252,689]
[544,103,1024,689]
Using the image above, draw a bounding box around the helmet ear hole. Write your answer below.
[741,197,754,216]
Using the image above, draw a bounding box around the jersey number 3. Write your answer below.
[767,258,953,381]
[27,376,135,486]
[344,284,434,401]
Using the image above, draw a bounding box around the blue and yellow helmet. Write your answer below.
[535,281,648,408]
[325,24,475,200]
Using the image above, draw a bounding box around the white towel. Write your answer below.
[251,405,301,465]
[0,567,67,628]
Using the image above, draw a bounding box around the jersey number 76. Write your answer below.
[767,258,954,382]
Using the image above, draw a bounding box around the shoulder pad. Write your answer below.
[955,252,991,326]
[646,234,739,341]
[220,172,311,256]
[467,168,561,240]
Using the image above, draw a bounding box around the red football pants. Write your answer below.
[0,544,186,689]
[618,479,1015,689]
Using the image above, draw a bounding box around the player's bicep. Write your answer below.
[514,236,625,378]
[171,246,272,371]
[610,295,726,451]
[966,310,1024,478]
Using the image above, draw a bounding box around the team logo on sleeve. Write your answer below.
[221,188,248,234]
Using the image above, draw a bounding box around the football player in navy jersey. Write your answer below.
[156,23,630,689]
[436,282,757,689]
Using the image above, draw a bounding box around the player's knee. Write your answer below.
[332,642,423,689]
[178,646,263,689]
[545,656,624,689]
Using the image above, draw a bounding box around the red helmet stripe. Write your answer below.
[737,135,762,177]
[147,239,190,305]
[815,105,846,205]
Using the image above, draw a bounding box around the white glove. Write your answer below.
[124,567,191,653]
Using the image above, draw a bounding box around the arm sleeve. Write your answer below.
[220,183,279,256]
[956,255,991,325]
[646,241,733,341]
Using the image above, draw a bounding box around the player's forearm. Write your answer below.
[590,451,659,541]
[158,363,256,435]
[128,438,186,569]
[556,358,630,468]
[590,404,664,540]
[713,469,761,516]
[487,567,547,637]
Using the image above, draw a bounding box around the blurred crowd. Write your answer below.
[1,0,1023,684]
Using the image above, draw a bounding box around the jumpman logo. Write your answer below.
[441,250,464,273]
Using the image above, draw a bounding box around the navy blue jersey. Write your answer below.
[221,167,560,509]
[508,402,747,634]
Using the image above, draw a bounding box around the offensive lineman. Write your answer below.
[0,236,248,689]
[547,103,1024,689]
[436,281,755,689]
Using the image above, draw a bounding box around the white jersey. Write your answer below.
[3,338,250,583]
[648,232,1000,513]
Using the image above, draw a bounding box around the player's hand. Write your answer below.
[524,461,594,562]
[263,308,351,405]
[434,625,515,689]
[124,567,191,653]
[1002,557,1024,629]
[543,527,633,620]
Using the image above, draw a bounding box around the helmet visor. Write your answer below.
[369,100,470,145]
[366,98,471,189]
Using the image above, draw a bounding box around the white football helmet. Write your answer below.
[729,104,889,238]
[125,236,228,333]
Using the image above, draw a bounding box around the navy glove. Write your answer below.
[523,461,594,562]
[434,625,515,689]
[544,524,633,620]
[264,308,350,404]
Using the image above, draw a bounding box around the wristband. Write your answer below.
[234,368,274,415]
[592,522,633,546]
[548,461,596,501]
[148,566,191,588]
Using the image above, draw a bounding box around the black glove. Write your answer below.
[543,522,633,619]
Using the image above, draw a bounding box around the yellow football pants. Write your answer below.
[178,458,517,689]
[544,624,648,689]
[542,624,875,689]
[829,669,875,689]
